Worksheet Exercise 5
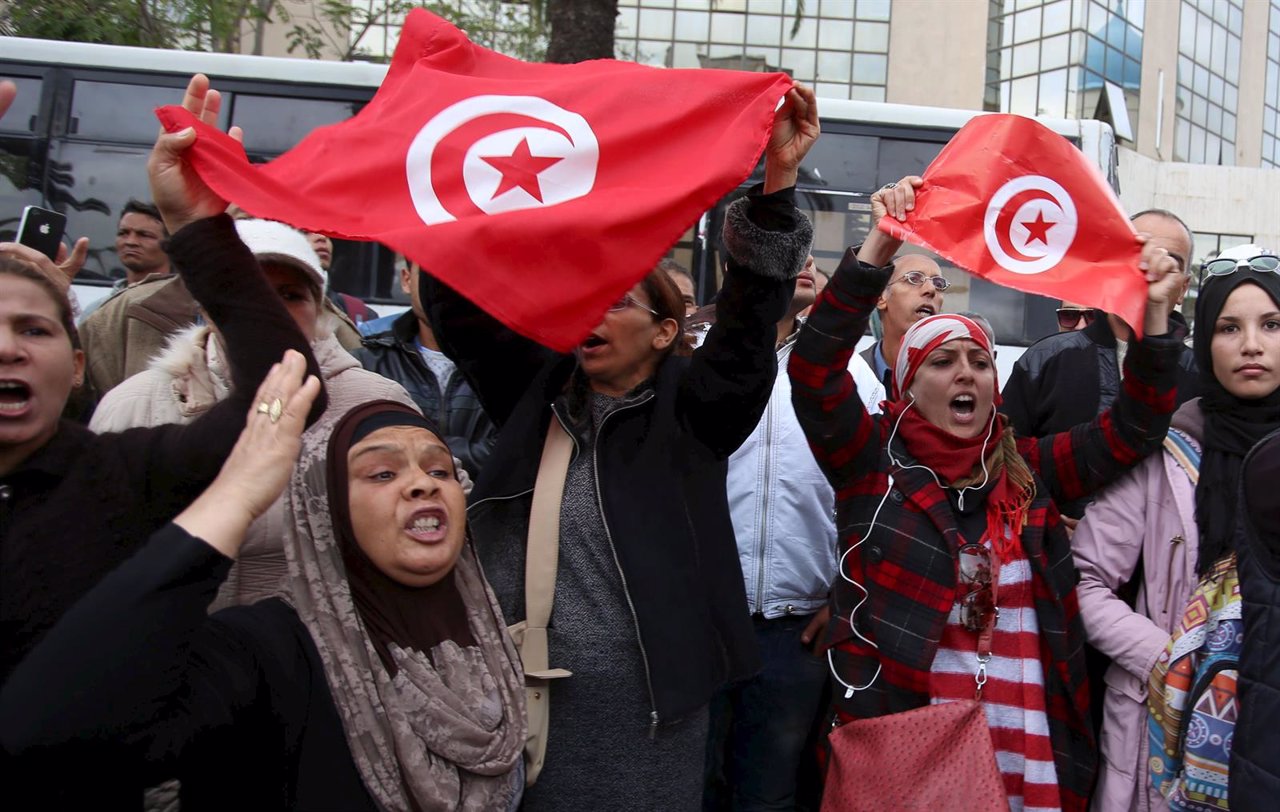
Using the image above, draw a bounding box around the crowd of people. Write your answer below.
[0,71,1278,812]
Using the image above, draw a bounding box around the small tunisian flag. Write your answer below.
[156,10,791,351]
[877,114,1148,337]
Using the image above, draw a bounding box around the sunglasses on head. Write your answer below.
[1200,253,1280,282]
[1055,307,1096,330]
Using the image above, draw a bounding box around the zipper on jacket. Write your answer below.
[466,409,579,514]
[1164,535,1184,616]
[593,393,661,734]
[754,397,774,615]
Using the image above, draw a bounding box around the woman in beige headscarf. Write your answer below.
[1,354,525,812]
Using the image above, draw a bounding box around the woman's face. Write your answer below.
[263,263,319,342]
[906,338,996,439]
[577,283,677,397]
[0,274,83,467]
[1210,282,1280,400]
[346,425,467,587]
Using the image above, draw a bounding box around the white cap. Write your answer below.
[234,219,326,291]
[1216,243,1276,262]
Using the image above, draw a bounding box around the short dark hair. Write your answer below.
[656,257,692,282]
[120,199,168,237]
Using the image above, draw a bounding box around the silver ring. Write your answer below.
[882,181,897,190]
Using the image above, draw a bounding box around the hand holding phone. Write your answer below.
[17,206,66,262]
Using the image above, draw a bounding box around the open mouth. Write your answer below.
[405,508,447,542]
[915,305,936,318]
[950,394,976,418]
[0,381,31,413]
[582,335,607,349]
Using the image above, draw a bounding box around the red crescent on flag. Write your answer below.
[429,112,577,220]
[992,187,1058,262]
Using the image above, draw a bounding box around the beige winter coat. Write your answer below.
[91,320,417,610]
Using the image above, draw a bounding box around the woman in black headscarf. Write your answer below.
[0,354,526,812]
[1073,243,1280,810]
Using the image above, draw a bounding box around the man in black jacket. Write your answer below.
[1001,209,1201,479]
[355,259,496,480]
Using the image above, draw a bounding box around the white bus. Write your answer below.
[1,36,1117,370]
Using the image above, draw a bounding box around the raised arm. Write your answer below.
[790,247,893,490]
[419,274,560,428]
[676,85,817,456]
[1018,238,1183,504]
[123,76,325,504]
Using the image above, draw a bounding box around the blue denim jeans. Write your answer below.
[703,613,830,811]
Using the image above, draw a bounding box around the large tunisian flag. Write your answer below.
[156,10,791,351]
[877,114,1148,337]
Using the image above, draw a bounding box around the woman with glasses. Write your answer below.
[1072,243,1280,812]
[788,190,1186,810]
[418,89,818,810]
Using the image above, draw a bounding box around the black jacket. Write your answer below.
[354,311,497,479]
[1001,311,1199,516]
[1002,311,1200,438]
[423,186,809,726]
[1233,429,1280,810]
[0,524,376,812]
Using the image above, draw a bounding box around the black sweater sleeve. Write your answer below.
[123,215,327,506]
[0,524,265,774]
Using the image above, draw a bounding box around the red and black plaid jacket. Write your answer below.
[789,248,1182,812]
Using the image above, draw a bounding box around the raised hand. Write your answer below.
[857,174,923,268]
[1138,235,1182,337]
[147,74,246,235]
[764,84,820,193]
[174,350,321,559]
[0,237,89,295]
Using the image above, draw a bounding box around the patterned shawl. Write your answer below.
[281,403,526,811]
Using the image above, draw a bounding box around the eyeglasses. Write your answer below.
[1056,307,1096,331]
[891,270,951,291]
[957,542,996,634]
[608,293,660,317]
[1201,253,1280,279]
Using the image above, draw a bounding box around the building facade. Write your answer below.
[260,0,1279,258]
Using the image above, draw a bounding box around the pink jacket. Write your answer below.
[1072,401,1203,812]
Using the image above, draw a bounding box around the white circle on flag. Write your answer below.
[406,95,599,225]
[982,175,1078,275]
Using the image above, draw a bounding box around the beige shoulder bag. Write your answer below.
[506,415,573,786]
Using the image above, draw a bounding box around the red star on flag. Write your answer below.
[1021,210,1055,246]
[480,138,564,203]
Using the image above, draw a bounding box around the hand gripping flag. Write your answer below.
[877,114,1149,337]
[155,10,791,352]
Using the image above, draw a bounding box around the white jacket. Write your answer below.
[726,327,884,618]
[91,322,417,610]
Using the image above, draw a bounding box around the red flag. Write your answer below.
[877,114,1148,337]
[154,10,790,352]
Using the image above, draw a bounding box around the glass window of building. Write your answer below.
[1264,1,1280,168]
[985,0,1143,138]
[615,0,892,101]
[1174,0,1243,165]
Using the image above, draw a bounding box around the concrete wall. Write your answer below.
[1118,146,1280,251]
[885,0,988,110]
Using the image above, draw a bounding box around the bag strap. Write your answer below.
[522,415,573,672]
[1163,428,1201,486]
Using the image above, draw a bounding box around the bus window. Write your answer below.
[0,75,43,135]
[796,132,879,191]
[230,95,364,156]
[47,140,150,282]
[0,141,44,240]
[70,80,206,144]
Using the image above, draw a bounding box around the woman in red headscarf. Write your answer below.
[788,188,1187,812]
